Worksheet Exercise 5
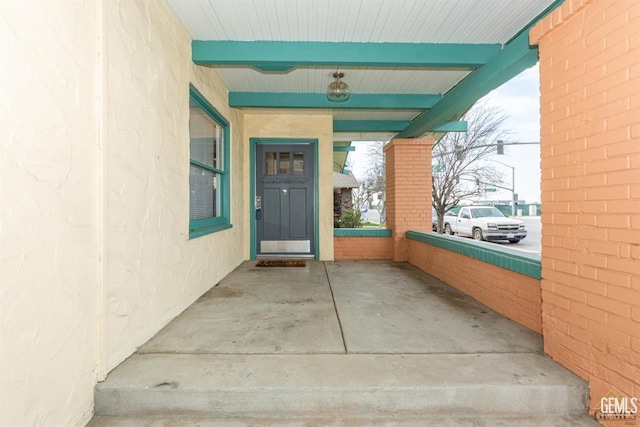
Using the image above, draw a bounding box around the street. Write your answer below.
[362,210,541,255]
[493,216,541,255]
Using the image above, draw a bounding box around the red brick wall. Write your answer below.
[333,237,392,260]
[384,139,434,261]
[531,0,640,413]
[408,240,542,333]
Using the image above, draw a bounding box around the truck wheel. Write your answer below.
[473,228,483,241]
[444,223,453,235]
[509,239,520,244]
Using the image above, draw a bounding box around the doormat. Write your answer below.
[256,260,306,267]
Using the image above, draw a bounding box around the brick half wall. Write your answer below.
[334,236,392,260]
[408,238,542,334]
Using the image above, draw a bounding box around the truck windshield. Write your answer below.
[471,208,504,218]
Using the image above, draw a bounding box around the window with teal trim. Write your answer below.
[189,85,231,238]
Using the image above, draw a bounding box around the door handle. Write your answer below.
[255,196,262,220]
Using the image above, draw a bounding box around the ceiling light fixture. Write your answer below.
[326,72,350,102]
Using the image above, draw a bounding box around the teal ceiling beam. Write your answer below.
[397,31,537,138]
[333,146,356,152]
[193,41,501,71]
[333,120,466,133]
[333,120,411,132]
[229,92,441,110]
[432,121,468,132]
[397,0,563,138]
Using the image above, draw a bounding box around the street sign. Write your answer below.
[432,164,445,172]
[485,188,497,192]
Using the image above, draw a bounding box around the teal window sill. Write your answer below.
[334,228,392,237]
[189,223,233,239]
[406,230,541,279]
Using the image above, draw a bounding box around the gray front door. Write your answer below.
[255,144,315,257]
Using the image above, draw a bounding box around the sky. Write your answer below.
[349,64,542,204]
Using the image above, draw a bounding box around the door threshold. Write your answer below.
[256,254,316,260]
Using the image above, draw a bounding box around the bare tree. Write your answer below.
[353,141,387,226]
[432,103,509,233]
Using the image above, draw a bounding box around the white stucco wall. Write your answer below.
[244,112,334,260]
[1,0,246,424]
[103,0,245,370]
[1,1,99,426]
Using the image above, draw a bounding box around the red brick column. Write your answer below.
[384,138,434,261]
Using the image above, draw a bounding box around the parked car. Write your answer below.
[443,206,527,243]
[431,208,438,231]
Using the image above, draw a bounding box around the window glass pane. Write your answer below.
[293,152,304,174]
[189,102,221,169]
[189,165,219,220]
[279,152,290,174]
[265,152,276,175]
[188,85,230,237]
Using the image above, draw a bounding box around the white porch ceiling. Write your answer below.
[167,0,554,43]
[165,0,560,140]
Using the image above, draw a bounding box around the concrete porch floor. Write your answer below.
[90,260,600,426]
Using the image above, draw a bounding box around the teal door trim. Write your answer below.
[250,138,319,260]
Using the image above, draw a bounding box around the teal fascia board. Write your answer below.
[333,120,411,132]
[396,30,539,138]
[229,92,440,110]
[406,230,541,279]
[332,146,356,152]
[192,41,501,70]
[334,229,392,237]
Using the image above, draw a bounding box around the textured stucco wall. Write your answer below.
[244,112,334,260]
[104,0,245,370]
[1,0,247,424]
[1,1,99,425]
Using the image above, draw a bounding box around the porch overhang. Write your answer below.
[177,0,564,140]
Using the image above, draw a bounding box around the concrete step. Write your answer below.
[94,353,589,419]
[88,414,602,426]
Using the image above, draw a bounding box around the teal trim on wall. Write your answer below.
[188,84,231,239]
[229,93,441,110]
[406,230,541,279]
[249,138,319,260]
[334,229,392,237]
[192,41,501,70]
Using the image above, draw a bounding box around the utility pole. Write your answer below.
[490,159,516,216]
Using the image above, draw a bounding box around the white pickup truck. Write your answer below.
[443,206,527,243]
